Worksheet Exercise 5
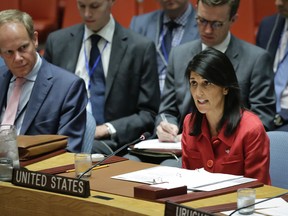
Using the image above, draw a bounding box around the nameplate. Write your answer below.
[12,168,90,198]
[134,184,187,200]
[165,201,215,216]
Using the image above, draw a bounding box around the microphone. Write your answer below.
[229,191,288,215]
[78,132,151,179]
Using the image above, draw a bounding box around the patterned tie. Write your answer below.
[164,21,180,54]
[89,34,106,124]
[275,32,288,112]
[2,77,26,125]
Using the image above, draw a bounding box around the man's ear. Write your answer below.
[231,13,238,23]
[33,31,39,49]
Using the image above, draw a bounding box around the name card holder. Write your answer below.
[134,184,187,200]
[12,168,90,198]
[165,201,215,216]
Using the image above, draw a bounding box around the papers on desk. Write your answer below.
[133,139,181,150]
[112,166,256,191]
[222,198,288,215]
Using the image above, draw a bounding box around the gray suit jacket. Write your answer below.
[130,4,199,87]
[156,36,276,131]
[0,59,88,152]
[130,3,198,45]
[44,23,160,146]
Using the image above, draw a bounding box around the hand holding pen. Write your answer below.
[156,113,179,142]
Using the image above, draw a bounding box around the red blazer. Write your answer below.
[182,111,271,185]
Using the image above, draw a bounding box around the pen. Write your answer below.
[160,113,178,142]
[160,113,168,123]
[66,164,109,173]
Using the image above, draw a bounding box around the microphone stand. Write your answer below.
[78,132,151,179]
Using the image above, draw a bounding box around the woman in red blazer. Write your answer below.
[182,48,271,185]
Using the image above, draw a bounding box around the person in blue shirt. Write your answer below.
[130,0,199,94]
[256,0,288,131]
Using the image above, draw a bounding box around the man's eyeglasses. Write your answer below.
[196,16,226,30]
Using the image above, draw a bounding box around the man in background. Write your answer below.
[0,9,87,153]
[130,0,199,93]
[44,0,160,155]
[256,0,288,131]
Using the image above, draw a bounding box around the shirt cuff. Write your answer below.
[105,123,117,139]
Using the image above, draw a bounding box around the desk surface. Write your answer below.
[1,153,287,216]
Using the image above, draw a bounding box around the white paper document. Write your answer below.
[222,198,288,216]
[111,166,256,191]
[133,139,181,150]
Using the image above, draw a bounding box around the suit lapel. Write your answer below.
[225,36,240,72]
[147,11,162,44]
[0,68,12,111]
[106,23,128,97]
[64,24,84,72]
[268,15,285,58]
[180,4,199,44]
[20,60,53,134]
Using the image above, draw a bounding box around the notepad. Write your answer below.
[133,139,181,150]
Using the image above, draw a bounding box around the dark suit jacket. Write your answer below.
[0,59,88,153]
[256,13,285,59]
[44,22,160,146]
[156,36,276,131]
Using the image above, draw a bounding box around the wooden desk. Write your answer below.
[1,153,287,216]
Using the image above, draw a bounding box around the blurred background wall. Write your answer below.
[0,0,277,44]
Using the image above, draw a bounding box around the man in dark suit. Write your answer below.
[44,0,160,154]
[256,0,288,131]
[0,9,87,153]
[156,0,275,144]
[130,0,199,93]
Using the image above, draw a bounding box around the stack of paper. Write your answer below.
[112,166,256,191]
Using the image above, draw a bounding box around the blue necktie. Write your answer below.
[163,21,180,54]
[89,34,106,124]
[275,49,288,113]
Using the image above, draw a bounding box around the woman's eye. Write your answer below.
[190,81,197,86]
[203,80,211,86]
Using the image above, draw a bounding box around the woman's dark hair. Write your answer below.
[185,47,241,136]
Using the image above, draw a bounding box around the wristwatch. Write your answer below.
[274,114,283,126]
